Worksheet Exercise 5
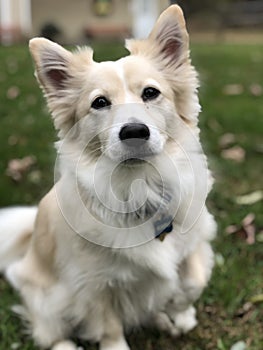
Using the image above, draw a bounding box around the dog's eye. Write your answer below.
[142,87,160,102]
[91,96,111,110]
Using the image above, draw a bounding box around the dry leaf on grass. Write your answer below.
[242,213,255,226]
[235,302,253,317]
[242,213,256,245]
[215,253,225,267]
[230,340,246,350]
[225,225,239,235]
[256,230,263,243]
[6,86,20,100]
[250,294,263,304]
[222,84,244,96]
[249,83,263,96]
[226,213,256,245]
[6,156,36,181]
[236,190,263,205]
[8,134,19,146]
[221,146,245,162]
[218,133,236,149]
[28,170,42,184]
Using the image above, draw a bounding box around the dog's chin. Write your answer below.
[121,158,147,166]
[107,149,159,165]
[105,141,164,165]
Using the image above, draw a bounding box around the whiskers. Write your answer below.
[84,137,102,160]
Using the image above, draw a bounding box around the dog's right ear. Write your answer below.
[126,5,189,70]
[29,38,73,96]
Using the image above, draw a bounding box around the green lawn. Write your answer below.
[0,41,262,350]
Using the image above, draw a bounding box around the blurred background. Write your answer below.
[0,0,263,44]
[0,1,262,350]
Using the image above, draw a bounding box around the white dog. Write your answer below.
[0,5,216,350]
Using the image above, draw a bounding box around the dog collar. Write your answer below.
[155,222,173,241]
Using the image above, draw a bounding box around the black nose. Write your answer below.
[119,123,150,144]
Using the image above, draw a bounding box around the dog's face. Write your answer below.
[69,55,172,163]
[29,5,200,165]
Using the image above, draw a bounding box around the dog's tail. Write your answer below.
[0,206,37,272]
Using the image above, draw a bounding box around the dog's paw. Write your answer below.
[100,346,130,350]
[51,340,78,350]
[155,306,197,337]
[155,311,181,337]
[173,306,197,334]
[100,338,130,350]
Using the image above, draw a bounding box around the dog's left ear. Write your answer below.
[127,5,189,68]
[29,38,73,96]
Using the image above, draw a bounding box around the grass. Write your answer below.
[0,40,262,349]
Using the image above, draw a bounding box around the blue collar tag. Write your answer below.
[154,214,173,241]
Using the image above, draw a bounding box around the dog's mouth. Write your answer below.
[107,144,160,164]
[118,145,158,164]
[121,158,147,166]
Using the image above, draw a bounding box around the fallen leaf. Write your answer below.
[236,190,263,205]
[242,213,255,227]
[28,170,42,184]
[256,230,263,242]
[225,224,239,234]
[242,213,256,244]
[222,84,244,96]
[236,228,250,242]
[226,213,256,245]
[6,86,20,100]
[235,302,253,317]
[230,340,246,350]
[249,83,263,96]
[244,224,256,245]
[218,133,236,149]
[215,253,225,267]
[242,213,256,227]
[6,156,36,181]
[221,146,245,162]
[8,135,19,146]
[250,294,263,304]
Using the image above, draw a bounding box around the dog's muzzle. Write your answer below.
[119,123,150,147]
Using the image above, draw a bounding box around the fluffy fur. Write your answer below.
[0,6,216,350]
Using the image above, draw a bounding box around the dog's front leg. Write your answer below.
[156,240,214,336]
[51,340,78,350]
[99,305,130,350]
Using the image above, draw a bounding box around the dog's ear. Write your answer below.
[148,5,189,66]
[29,38,73,95]
[127,5,189,68]
[29,38,95,136]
